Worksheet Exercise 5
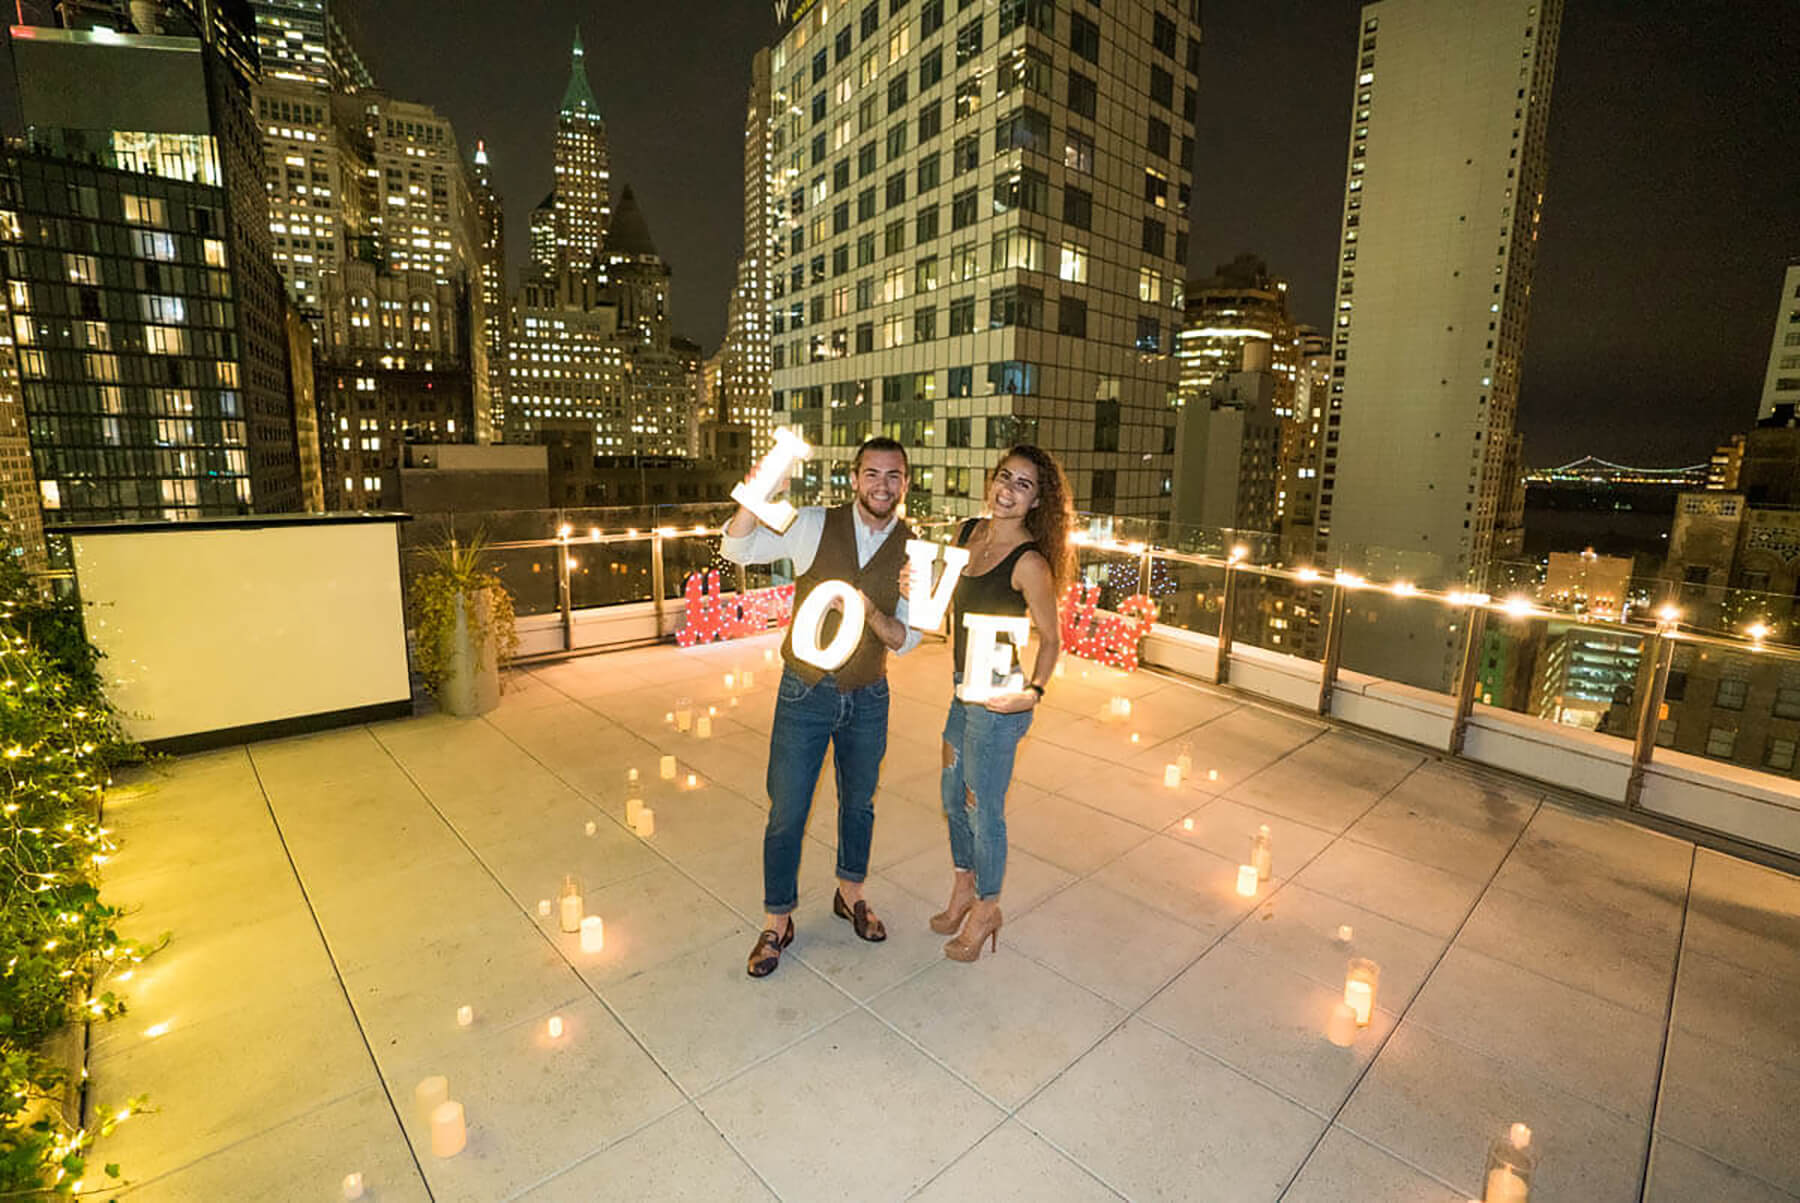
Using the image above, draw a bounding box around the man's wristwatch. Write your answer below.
[1026,683,1045,698]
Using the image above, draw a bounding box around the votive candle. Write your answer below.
[695,715,713,739]
[1336,924,1354,944]
[580,915,604,954]
[558,875,582,934]
[455,1005,473,1028]
[1345,958,1379,1026]
[633,808,655,837]
[547,1015,564,1039]
[625,797,644,827]
[414,1075,448,1122]
[1163,763,1181,788]
[1326,1002,1358,1047]
[686,773,699,789]
[659,755,676,780]
[1235,864,1259,897]
[724,672,736,690]
[584,820,597,836]
[674,698,693,732]
[342,1172,365,1199]
[429,1100,466,1158]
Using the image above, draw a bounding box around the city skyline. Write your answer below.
[284,0,1800,468]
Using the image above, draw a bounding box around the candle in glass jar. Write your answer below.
[674,698,693,732]
[580,915,604,954]
[625,797,644,827]
[1177,748,1193,779]
[627,767,639,786]
[342,1172,365,1200]
[537,899,551,917]
[695,715,712,739]
[1344,958,1379,1026]
[1129,731,1140,744]
[1163,763,1181,788]
[547,1015,564,1039]
[429,1100,466,1158]
[1235,864,1259,897]
[584,820,597,836]
[1336,924,1354,944]
[1250,825,1272,881]
[456,1005,472,1028]
[686,773,699,789]
[633,808,655,837]
[724,672,736,690]
[659,755,676,780]
[558,875,582,934]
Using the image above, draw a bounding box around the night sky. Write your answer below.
[13,1,1797,467]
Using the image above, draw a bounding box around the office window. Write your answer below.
[856,275,875,308]
[1705,725,1737,759]
[1136,315,1162,352]
[916,204,941,242]
[952,187,980,228]
[954,134,981,175]
[995,107,1051,154]
[1057,295,1087,337]
[914,306,938,342]
[998,45,1054,98]
[1138,266,1162,303]
[1152,12,1177,56]
[993,167,1048,215]
[989,285,1043,329]
[949,365,974,396]
[1716,674,1748,711]
[916,254,941,292]
[887,122,909,161]
[1063,186,1093,230]
[833,201,851,234]
[951,241,980,281]
[1766,737,1797,772]
[956,18,984,64]
[990,227,1045,272]
[1068,71,1098,119]
[949,295,976,335]
[1144,168,1169,208]
[1774,668,1800,717]
[955,78,982,119]
[919,102,943,143]
[921,0,944,38]
[1094,399,1120,451]
[885,218,907,255]
[858,188,877,222]
[882,264,908,303]
[944,416,973,448]
[988,360,1036,394]
[886,171,908,209]
[1149,66,1174,108]
[888,75,910,114]
[920,45,944,88]
[858,142,878,176]
[1142,217,1166,256]
[856,321,875,352]
[859,94,879,133]
[1070,12,1099,61]
[1147,116,1171,158]
[857,232,877,265]
[1065,130,1094,173]
[1091,467,1116,506]
[1059,241,1089,283]
[813,48,829,82]
[836,27,854,62]
[833,158,852,190]
[861,1,880,39]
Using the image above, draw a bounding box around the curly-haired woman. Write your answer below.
[932,444,1074,961]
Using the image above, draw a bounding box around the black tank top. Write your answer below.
[950,517,1039,666]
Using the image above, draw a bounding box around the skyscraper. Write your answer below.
[1314,0,1562,587]
[1756,262,1800,421]
[2,16,302,523]
[716,48,777,450]
[471,140,508,442]
[249,0,374,91]
[762,0,1200,519]
[551,30,611,274]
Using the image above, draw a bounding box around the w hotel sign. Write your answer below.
[773,0,820,32]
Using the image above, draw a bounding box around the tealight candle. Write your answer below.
[456,1005,473,1028]
[343,1172,365,1200]
[659,755,676,780]
[1163,763,1181,788]
[685,773,699,789]
[708,704,718,716]
[724,672,736,690]
[664,711,673,723]
[1345,958,1379,1026]
[1326,1002,1358,1047]
[414,1075,448,1122]
[1235,864,1259,897]
[537,899,551,917]
[695,715,713,739]
[633,808,655,837]
[429,1100,466,1158]
[1182,817,1194,831]
[627,767,639,785]
[547,1015,564,1039]
[1129,732,1140,744]
[584,820,597,836]
[1336,924,1354,944]
[1207,768,1219,782]
[580,915,604,954]
[762,647,776,664]
[730,696,740,707]
[558,875,582,934]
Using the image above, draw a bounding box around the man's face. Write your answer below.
[852,449,909,523]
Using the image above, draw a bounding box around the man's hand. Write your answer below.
[897,560,915,599]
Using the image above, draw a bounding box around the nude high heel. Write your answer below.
[930,878,977,935]
[945,900,1002,962]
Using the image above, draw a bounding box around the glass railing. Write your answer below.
[1659,639,1800,781]
[1471,612,1647,747]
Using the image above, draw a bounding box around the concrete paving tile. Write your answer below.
[1643,1134,1800,1203]
[1226,729,1423,831]
[1282,1126,1467,1203]
[1092,831,1256,934]
[699,1010,1000,1203]
[1019,1018,1324,1202]
[516,1106,775,1202]
[1656,1027,1800,1196]
[1293,840,1486,937]
[912,1120,1119,1202]
[885,843,1076,921]
[1683,850,1800,987]
[1005,877,1216,1008]
[1171,795,1335,876]
[1007,793,1154,875]
[787,874,951,1001]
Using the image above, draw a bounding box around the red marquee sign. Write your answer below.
[1059,582,1157,671]
[675,570,796,647]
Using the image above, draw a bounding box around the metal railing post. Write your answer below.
[1138,546,1154,599]
[554,518,574,653]
[1215,560,1238,685]
[1317,583,1348,716]
[650,530,667,639]
[735,561,749,596]
[1625,632,1676,808]
[1448,604,1490,756]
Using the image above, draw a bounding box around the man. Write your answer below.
[722,437,917,978]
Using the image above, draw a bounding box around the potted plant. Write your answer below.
[410,533,518,716]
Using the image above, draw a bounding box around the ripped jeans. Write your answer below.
[940,675,1034,899]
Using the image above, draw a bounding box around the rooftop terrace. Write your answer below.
[88,635,1800,1201]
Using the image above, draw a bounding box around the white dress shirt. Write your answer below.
[722,505,921,655]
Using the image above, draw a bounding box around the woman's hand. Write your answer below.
[984,688,1039,714]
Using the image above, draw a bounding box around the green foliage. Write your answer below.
[409,533,519,696]
[0,563,150,1196]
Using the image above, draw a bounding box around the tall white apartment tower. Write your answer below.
[1755,262,1800,420]
[764,0,1200,520]
[1314,0,1562,586]
[553,30,612,273]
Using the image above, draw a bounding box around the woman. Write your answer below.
[932,445,1073,961]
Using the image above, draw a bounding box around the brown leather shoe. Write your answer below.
[833,889,887,942]
[747,917,794,978]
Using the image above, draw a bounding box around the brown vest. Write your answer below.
[781,504,913,691]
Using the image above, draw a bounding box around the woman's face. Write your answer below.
[989,456,1041,518]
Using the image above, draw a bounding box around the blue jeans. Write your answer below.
[940,677,1034,899]
[763,666,890,915]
